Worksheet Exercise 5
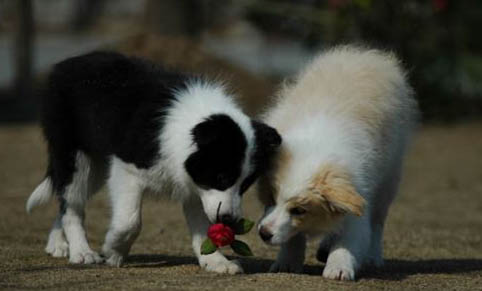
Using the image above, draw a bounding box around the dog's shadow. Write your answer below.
[358,258,482,281]
[126,254,482,280]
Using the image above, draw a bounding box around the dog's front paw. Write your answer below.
[105,252,125,267]
[69,248,104,264]
[323,250,356,281]
[322,264,355,281]
[269,257,303,273]
[199,253,243,274]
[102,246,126,267]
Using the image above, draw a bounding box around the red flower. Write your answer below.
[207,223,235,247]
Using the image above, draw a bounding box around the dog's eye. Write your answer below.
[289,207,307,216]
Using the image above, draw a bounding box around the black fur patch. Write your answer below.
[239,120,282,195]
[42,51,188,194]
[184,114,247,191]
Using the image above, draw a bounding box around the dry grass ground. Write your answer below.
[0,123,481,290]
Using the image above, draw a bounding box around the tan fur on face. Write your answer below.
[285,164,365,233]
[286,194,341,234]
[309,164,365,216]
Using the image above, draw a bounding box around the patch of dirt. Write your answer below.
[0,123,481,290]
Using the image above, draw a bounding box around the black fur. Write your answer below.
[42,51,187,194]
[239,120,282,195]
[185,114,247,191]
[185,116,282,194]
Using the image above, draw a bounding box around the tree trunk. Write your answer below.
[14,0,34,105]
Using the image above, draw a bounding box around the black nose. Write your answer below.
[259,226,273,242]
[220,214,235,225]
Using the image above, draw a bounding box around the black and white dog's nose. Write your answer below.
[259,226,273,242]
[220,214,235,225]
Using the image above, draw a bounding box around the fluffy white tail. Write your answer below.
[26,178,53,213]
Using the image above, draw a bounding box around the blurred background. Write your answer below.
[1,0,482,121]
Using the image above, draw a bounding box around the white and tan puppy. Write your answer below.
[256,46,418,280]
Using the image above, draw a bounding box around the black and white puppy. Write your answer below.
[26,51,281,274]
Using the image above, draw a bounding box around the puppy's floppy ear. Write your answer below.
[309,165,365,216]
[251,120,282,149]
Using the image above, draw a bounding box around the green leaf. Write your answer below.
[232,218,255,235]
[231,239,253,256]
[201,238,217,255]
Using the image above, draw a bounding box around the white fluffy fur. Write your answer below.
[258,46,418,280]
[27,81,255,274]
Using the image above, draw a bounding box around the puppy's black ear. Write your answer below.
[252,120,282,149]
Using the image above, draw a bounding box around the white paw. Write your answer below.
[101,227,139,267]
[102,245,126,267]
[45,232,69,258]
[322,264,355,281]
[104,252,125,267]
[69,248,104,264]
[323,248,356,281]
[199,253,243,274]
[269,258,303,273]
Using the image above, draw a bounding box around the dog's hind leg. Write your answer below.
[61,152,105,264]
[27,178,69,258]
[183,196,243,274]
[44,157,106,259]
[45,213,69,257]
[368,165,402,267]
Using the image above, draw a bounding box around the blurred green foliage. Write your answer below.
[247,0,482,121]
